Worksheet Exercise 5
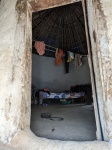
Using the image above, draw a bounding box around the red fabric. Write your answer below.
[34,41,45,55]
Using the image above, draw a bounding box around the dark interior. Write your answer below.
[31,2,96,141]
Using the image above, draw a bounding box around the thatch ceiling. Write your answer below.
[32,2,88,57]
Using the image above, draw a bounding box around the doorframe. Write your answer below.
[30,0,104,141]
[82,0,103,140]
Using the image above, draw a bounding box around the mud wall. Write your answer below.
[0,0,112,149]
[86,0,112,142]
[0,0,32,143]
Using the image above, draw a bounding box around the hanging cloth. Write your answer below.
[65,51,69,73]
[67,51,74,62]
[74,54,82,68]
[34,41,45,55]
[55,48,64,66]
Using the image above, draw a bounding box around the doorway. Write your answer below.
[30,2,97,141]
[0,0,110,148]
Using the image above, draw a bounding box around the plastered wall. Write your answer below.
[32,54,91,92]
[0,0,32,143]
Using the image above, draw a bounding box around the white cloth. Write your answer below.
[67,51,74,62]
[74,54,82,68]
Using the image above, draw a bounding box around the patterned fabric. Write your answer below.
[39,92,85,99]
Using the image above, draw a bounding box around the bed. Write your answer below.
[39,91,85,105]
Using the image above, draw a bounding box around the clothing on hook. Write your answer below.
[67,51,74,62]
[55,48,64,66]
[74,54,82,68]
[65,51,69,73]
[34,41,45,55]
[34,40,57,55]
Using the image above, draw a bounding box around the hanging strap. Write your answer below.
[46,44,57,50]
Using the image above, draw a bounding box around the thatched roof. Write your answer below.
[32,2,87,57]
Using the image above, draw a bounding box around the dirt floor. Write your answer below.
[0,104,109,150]
[31,104,96,141]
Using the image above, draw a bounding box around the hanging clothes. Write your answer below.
[55,48,64,66]
[74,54,82,68]
[65,51,69,73]
[67,51,74,62]
[34,41,45,55]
